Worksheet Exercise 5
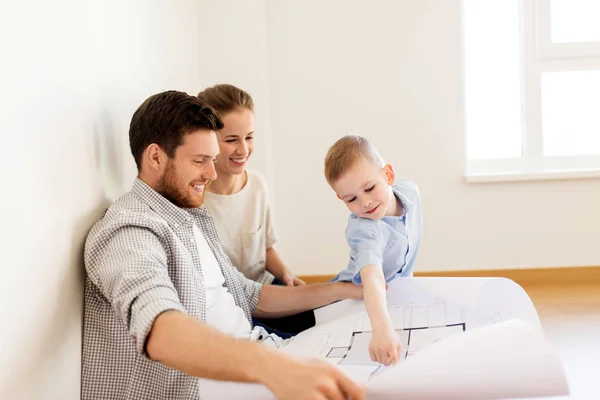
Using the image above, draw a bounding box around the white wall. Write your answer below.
[0,1,204,398]
[195,0,600,276]
[263,0,600,275]
[197,0,275,183]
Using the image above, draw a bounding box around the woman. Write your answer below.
[198,84,306,287]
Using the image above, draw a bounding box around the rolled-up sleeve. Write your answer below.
[346,219,385,284]
[85,222,186,357]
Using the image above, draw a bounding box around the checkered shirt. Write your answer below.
[82,178,262,399]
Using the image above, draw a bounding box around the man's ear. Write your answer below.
[145,143,167,172]
[384,164,395,185]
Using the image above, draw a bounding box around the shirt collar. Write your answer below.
[392,183,415,215]
[131,178,205,229]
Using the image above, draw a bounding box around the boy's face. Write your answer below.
[332,156,395,220]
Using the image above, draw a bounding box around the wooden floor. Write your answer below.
[519,282,600,399]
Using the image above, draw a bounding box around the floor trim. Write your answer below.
[299,266,600,287]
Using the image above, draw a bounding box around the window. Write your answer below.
[463,0,600,182]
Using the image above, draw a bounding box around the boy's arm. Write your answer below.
[360,265,402,366]
[265,247,306,286]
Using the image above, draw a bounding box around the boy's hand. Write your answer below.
[369,326,402,366]
[282,272,307,286]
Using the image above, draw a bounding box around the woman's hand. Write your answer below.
[266,248,306,286]
[282,272,307,286]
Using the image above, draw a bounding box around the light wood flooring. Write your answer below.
[522,282,600,399]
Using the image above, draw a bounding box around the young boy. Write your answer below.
[324,135,423,366]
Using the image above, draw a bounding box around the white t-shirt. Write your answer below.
[192,224,251,337]
[203,170,279,283]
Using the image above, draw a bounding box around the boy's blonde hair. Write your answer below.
[324,135,385,185]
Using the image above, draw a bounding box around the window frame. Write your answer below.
[464,0,600,182]
[535,0,600,59]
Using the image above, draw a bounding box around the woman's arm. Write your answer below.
[265,247,306,286]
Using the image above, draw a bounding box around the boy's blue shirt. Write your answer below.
[332,180,423,284]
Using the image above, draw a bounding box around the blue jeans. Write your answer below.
[252,278,316,339]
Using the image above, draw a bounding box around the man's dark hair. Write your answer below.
[129,90,224,171]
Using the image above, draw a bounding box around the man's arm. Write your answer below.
[147,310,365,400]
[265,247,306,286]
[360,265,402,366]
[252,281,363,319]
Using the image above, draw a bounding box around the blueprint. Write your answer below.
[199,277,569,399]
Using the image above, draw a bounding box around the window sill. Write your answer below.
[466,167,600,183]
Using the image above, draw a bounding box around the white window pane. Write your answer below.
[541,70,600,156]
[464,0,522,160]
[551,0,600,43]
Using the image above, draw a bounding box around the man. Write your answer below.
[82,90,365,400]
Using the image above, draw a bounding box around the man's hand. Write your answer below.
[148,311,364,398]
[254,280,363,319]
[369,326,402,366]
[282,272,307,286]
[264,357,365,400]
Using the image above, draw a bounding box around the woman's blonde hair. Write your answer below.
[197,84,254,116]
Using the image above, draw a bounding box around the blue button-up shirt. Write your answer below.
[333,180,423,284]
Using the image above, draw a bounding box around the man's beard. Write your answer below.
[157,162,207,208]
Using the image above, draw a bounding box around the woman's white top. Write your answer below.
[203,170,279,283]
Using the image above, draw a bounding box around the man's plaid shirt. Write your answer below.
[82,178,262,399]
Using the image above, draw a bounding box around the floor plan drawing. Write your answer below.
[319,300,467,367]
[199,278,568,400]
